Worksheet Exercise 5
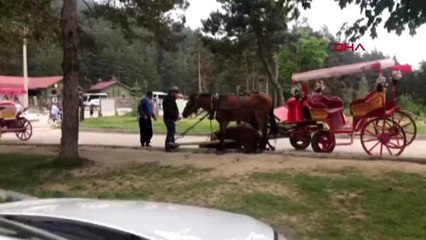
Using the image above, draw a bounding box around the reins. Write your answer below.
[175,111,211,140]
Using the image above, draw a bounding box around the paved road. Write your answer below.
[1,116,425,158]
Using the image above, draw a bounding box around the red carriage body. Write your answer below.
[274,58,415,157]
[0,100,33,141]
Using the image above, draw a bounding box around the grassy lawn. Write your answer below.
[81,116,219,134]
[1,153,426,239]
[82,115,426,135]
[418,124,426,135]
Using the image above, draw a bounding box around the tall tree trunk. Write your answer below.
[59,0,80,163]
[257,41,284,105]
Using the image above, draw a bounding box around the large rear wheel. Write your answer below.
[15,117,32,141]
[392,110,417,145]
[361,117,406,157]
[311,130,335,153]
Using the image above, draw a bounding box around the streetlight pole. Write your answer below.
[23,38,29,108]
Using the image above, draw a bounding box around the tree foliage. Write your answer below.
[337,0,426,41]
[89,0,188,51]
[278,26,328,90]
[203,0,312,104]
[0,0,59,46]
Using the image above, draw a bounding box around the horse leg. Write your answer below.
[217,121,228,153]
[259,121,268,152]
[266,140,275,151]
[254,111,268,151]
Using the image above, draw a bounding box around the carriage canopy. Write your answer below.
[291,58,398,82]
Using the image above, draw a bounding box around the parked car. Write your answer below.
[0,198,287,240]
[82,93,108,107]
[0,216,66,240]
[152,91,167,109]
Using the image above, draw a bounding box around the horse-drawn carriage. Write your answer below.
[178,58,416,157]
[0,101,33,141]
[275,58,416,157]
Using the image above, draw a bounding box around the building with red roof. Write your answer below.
[0,75,63,107]
[87,77,132,98]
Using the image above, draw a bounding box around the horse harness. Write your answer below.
[208,94,250,120]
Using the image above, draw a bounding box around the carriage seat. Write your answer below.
[0,101,17,120]
[350,90,386,116]
[307,93,344,121]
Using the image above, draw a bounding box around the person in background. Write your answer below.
[138,91,157,147]
[162,86,180,152]
[314,80,325,94]
[50,102,60,121]
[89,104,94,117]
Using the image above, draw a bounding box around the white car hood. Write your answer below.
[0,198,275,240]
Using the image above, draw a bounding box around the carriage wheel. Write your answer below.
[361,118,406,157]
[392,110,417,145]
[15,118,33,141]
[311,130,335,153]
[289,134,311,150]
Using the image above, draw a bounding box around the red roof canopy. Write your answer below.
[0,86,26,95]
[0,76,62,90]
[391,64,412,73]
[90,80,118,91]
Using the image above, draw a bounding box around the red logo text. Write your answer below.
[334,43,365,52]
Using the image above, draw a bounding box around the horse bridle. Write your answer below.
[191,94,217,120]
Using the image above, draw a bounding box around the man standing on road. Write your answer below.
[162,86,180,152]
[138,91,157,147]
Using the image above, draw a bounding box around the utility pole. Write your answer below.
[266,78,269,95]
[23,38,29,108]
[245,58,249,93]
[198,44,202,93]
[251,63,255,91]
[246,78,249,92]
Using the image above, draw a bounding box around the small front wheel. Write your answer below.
[311,130,335,153]
[289,134,311,150]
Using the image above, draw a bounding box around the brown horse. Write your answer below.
[182,92,278,151]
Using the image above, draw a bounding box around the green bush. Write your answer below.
[398,94,425,116]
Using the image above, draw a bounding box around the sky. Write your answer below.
[185,0,426,69]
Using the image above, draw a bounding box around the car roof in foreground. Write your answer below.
[0,198,275,240]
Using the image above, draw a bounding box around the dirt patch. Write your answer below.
[248,182,299,199]
[2,145,426,177]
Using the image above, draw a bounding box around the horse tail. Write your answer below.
[268,103,279,136]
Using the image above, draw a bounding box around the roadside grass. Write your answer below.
[418,124,426,135]
[81,116,219,134]
[81,115,426,135]
[1,153,426,239]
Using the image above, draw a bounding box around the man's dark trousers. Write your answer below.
[139,117,153,146]
[164,118,175,151]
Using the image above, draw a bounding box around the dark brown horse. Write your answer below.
[182,92,278,151]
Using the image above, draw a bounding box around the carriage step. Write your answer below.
[1,128,26,133]
[171,140,236,148]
